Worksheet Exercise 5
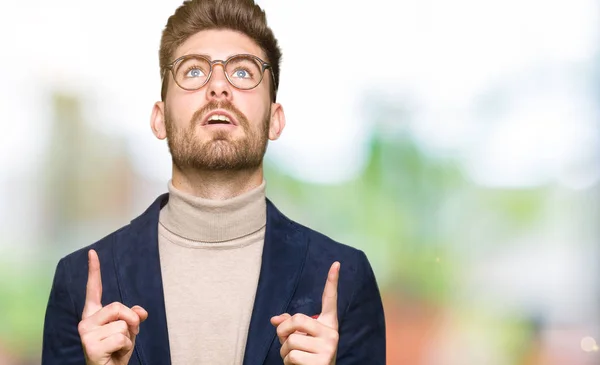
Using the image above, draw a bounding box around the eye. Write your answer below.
[231,68,252,79]
[185,68,205,78]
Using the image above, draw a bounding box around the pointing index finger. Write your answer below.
[318,261,340,328]
[83,249,103,318]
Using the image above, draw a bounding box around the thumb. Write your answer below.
[132,306,149,322]
[129,306,148,336]
[318,262,340,329]
[270,313,291,327]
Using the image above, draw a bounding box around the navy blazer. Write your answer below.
[42,194,386,364]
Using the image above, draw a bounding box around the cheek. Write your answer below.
[249,106,270,128]
[167,96,202,126]
[238,96,269,124]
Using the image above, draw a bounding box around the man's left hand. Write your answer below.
[270,261,340,365]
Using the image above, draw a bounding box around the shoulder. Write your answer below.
[294,220,374,301]
[267,199,372,288]
[59,223,131,270]
[293,219,366,263]
[57,193,168,275]
[267,198,366,263]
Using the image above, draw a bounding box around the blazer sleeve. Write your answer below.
[336,250,386,364]
[42,258,87,365]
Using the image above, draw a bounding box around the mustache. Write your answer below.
[191,100,248,127]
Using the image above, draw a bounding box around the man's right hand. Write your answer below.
[78,249,148,365]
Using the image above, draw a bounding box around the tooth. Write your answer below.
[207,114,231,123]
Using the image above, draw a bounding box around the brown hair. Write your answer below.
[159,0,281,101]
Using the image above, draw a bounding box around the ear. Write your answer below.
[268,102,286,141]
[150,101,167,140]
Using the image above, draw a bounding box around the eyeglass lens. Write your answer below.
[174,55,263,90]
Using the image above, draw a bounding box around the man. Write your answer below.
[41,0,386,364]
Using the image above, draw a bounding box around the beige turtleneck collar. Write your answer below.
[159,180,267,243]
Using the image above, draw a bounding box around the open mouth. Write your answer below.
[206,114,232,125]
[202,110,238,127]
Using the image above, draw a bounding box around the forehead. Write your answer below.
[174,29,267,61]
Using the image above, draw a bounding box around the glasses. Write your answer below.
[163,53,275,93]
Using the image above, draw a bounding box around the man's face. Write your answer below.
[154,29,283,171]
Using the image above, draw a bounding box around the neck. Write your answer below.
[171,165,264,200]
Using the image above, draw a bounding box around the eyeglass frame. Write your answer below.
[161,53,277,99]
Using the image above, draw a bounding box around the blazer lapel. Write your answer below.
[242,199,309,365]
[113,194,171,365]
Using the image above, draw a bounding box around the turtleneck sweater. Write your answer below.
[158,180,267,365]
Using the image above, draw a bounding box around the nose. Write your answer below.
[206,62,232,101]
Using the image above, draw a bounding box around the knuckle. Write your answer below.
[79,333,91,347]
[77,320,88,335]
[287,333,300,346]
[276,325,285,337]
[130,312,141,326]
[291,313,303,325]
[280,344,286,358]
[288,350,301,363]
[108,301,121,313]
[116,334,127,347]
[84,342,99,357]
[123,336,133,350]
[327,342,337,356]
[330,330,339,343]
[117,320,129,334]
[286,333,296,345]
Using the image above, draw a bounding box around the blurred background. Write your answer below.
[0,0,599,364]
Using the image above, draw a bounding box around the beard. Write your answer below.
[165,100,270,171]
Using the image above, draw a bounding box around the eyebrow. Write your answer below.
[178,53,212,60]
[178,53,259,62]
